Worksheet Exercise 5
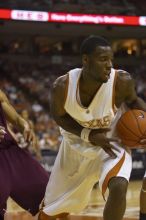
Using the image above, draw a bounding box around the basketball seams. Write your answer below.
[142,111,146,136]
[119,119,140,138]
[118,125,139,141]
[118,134,139,141]
[117,109,146,148]
[141,123,146,137]
[118,132,140,146]
[131,110,143,136]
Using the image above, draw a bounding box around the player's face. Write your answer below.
[84,46,113,83]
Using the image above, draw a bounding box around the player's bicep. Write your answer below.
[50,86,66,117]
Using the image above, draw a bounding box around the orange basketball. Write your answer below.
[116,109,146,148]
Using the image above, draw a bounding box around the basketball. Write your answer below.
[116,109,146,148]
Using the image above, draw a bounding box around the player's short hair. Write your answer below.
[80,35,110,55]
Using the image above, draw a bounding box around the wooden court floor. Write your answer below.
[5,180,141,220]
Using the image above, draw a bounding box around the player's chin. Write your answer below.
[103,79,108,83]
[102,77,109,83]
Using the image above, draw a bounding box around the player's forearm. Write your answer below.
[16,116,29,133]
[2,101,29,132]
[54,114,83,137]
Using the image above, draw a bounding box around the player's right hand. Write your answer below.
[89,128,121,158]
[0,126,6,140]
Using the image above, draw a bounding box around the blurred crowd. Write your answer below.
[1,37,146,58]
[0,0,146,16]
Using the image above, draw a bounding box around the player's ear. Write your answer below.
[82,54,89,65]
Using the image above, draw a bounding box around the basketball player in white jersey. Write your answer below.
[38,35,146,220]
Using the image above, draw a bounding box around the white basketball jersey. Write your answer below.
[64,68,118,130]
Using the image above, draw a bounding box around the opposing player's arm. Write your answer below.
[0,90,37,146]
[50,74,83,137]
[0,90,28,132]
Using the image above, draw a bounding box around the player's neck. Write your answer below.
[80,70,102,92]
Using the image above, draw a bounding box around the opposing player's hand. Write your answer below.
[0,126,6,140]
[89,128,121,158]
[23,124,37,148]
